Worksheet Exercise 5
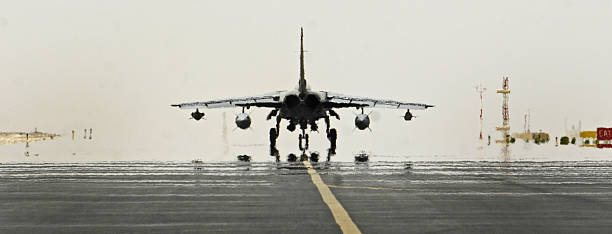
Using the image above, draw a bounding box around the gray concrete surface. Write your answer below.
[1,161,612,233]
[323,161,612,233]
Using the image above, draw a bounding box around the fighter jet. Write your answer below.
[172,28,434,160]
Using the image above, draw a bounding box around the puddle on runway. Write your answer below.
[2,160,612,180]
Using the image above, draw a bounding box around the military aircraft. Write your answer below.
[172,28,434,160]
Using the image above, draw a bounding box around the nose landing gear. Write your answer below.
[299,129,309,151]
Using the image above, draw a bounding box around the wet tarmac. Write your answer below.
[2,161,612,233]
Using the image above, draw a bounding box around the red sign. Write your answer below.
[597,128,612,141]
[598,144,612,148]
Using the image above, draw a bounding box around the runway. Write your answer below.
[2,160,612,233]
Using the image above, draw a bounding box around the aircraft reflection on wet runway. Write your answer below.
[4,160,612,177]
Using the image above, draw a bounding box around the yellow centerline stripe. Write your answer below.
[303,161,361,234]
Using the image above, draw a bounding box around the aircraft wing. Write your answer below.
[171,91,283,110]
[323,92,434,110]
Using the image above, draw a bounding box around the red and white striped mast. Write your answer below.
[496,76,511,160]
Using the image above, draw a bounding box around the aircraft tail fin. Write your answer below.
[298,27,307,94]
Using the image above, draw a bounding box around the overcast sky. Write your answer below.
[1,0,611,162]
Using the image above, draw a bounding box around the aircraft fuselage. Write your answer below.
[278,90,328,130]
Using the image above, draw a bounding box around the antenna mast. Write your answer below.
[496,76,511,159]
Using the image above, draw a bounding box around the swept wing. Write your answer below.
[323,92,434,110]
[171,91,283,109]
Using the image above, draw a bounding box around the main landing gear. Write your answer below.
[269,127,280,162]
[269,116,338,162]
[327,128,337,156]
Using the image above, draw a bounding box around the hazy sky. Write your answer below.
[1,0,611,162]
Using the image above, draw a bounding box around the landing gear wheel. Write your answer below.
[270,128,279,157]
[299,134,304,151]
[310,152,319,162]
[300,153,309,161]
[270,146,279,158]
[287,153,297,162]
[327,128,337,141]
[269,128,278,147]
[327,128,337,155]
